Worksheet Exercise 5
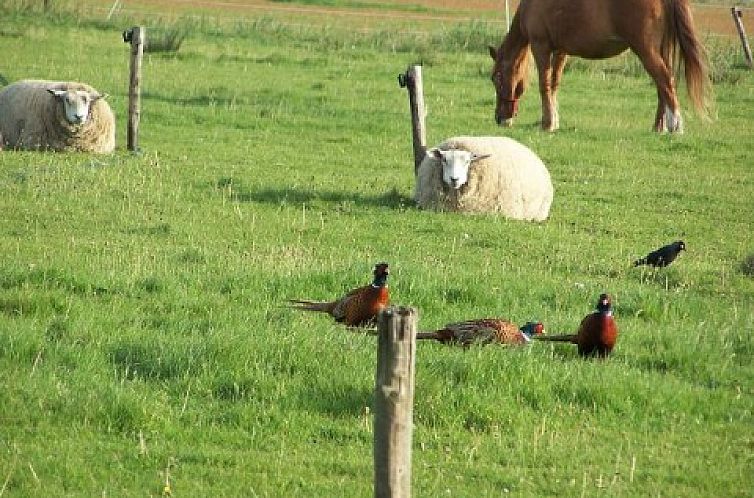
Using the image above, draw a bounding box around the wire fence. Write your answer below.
[2,1,749,146]
[5,0,752,39]
[79,0,754,37]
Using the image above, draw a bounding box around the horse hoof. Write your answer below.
[500,119,514,127]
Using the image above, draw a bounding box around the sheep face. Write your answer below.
[429,148,490,190]
[48,88,102,125]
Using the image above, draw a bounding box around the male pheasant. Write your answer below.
[534,293,618,358]
[288,262,389,327]
[417,319,544,347]
[633,240,685,267]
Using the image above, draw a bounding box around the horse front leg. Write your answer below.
[550,52,568,131]
[531,43,556,131]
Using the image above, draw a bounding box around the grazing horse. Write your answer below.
[489,0,711,133]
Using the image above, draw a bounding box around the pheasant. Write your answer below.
[633,240,685,267]
[417,319,544,347]
[534,293,618,358]
[288,262,390,327]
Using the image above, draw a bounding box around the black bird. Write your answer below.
[633,240,685,267]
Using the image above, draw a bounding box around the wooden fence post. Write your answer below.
[374,306,417,498]
[398,65,427,175]
[123,26,145,151]
[731,7,753,68]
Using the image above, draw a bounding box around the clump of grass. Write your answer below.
[429,20,500,53]
[705,35,750,84]
[144,27,188,54]
[0,0,83,20]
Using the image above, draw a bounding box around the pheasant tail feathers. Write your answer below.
[534,334,578,343]
[288,300,335,313]
[416,331,440,340]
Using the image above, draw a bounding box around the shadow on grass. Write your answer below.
[123,222,171,236]
[0,266,112,296]
[215,177,413,210]
[740,253,754,277]
[144,91,244,107]
[630,267,688,290]
[297,383,373,419]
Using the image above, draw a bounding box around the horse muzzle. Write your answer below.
[496,99,519,126]
[497,117,515,127]
[495,113,515,127]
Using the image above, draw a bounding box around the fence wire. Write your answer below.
[84,0,753,35]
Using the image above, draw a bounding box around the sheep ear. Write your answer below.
[470,153,491,164]
[47,89,66,99]
[428,148,444,161]
[91,92,108,102]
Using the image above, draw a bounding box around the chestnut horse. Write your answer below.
[489,0,711,133]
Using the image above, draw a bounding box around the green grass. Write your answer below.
[1,8,753,497]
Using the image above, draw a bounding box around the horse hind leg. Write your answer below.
[550,52,568,131]
[655,88,683,133]
[665,105,683,133]
[637,50,683,133]
[654,90,666,132]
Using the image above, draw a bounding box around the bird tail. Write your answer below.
[416,331,441,340]
[288,299,335,314]
[354,329,436,338]
[533,334,578,343]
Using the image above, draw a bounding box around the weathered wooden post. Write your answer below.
[398,65,427,175]
[123,26,145,151]
[374,306,417,498]
[731,7,753,68]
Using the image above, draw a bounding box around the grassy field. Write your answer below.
[1,4,753,497]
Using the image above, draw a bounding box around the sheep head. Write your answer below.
[428,148,490,190]
[47,87,105,126]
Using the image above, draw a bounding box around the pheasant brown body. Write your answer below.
[535,293,618,358]
[417,319,544,347]
[288,263,390,327]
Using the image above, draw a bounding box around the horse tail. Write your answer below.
[663,0,713,119]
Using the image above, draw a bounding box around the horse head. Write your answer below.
[489,45,528,127]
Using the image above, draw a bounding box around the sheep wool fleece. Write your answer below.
[415,136,553,221]
[0,80,115,153]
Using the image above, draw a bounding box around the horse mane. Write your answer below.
[498,9,531,92]
[662,0,713,119]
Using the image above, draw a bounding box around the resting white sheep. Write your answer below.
[0,80,115,153]
[415,136,553,221]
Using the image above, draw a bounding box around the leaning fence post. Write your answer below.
[398,65,427,175]
[731,6,753,68]
[123,26,145,151]
[374,306,417,498]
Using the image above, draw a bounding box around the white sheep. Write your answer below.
[415,136,553,221]
[0,80,115,153]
